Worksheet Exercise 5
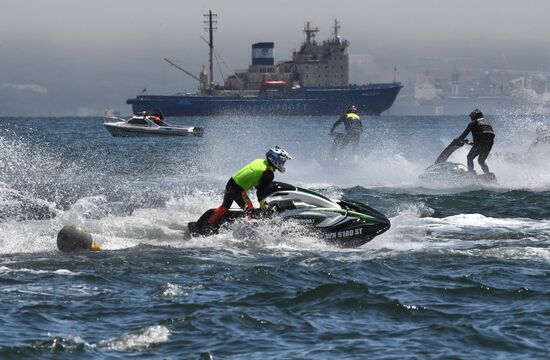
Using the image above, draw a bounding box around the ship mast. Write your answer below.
[203,10,217,91]
[303,22,319,45]
[333,18,340,42]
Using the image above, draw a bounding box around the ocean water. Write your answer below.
[1,114,550,359]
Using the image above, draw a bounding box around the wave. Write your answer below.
[98,325,171,351]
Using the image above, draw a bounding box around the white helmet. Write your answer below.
[266,146,292,172]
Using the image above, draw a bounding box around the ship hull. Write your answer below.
[127,83,402,116]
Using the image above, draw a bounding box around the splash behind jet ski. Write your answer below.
[188,182,390,248]
[493,125,550,164]
[420,139,496,184]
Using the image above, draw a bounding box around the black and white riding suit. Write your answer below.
[457,117,495,174]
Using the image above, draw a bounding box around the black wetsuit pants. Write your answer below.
[331,132,361,157]
[221,178,246,209]
[467,138,494,174]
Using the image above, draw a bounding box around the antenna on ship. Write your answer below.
[332,18,340,43]
[303,22,319,45]
[203,10,217,91]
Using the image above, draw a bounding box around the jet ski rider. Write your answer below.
[456,109,495,176]
[206,146,292,226]
[527,125,550,153]
[330,105,364,162]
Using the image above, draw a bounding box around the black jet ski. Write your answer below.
[419,139,496,183]
[188,182,390,248]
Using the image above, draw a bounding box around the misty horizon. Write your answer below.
[1,0,549,116]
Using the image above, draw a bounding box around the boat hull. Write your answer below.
[127,83,403,116]
[103,123,202,137]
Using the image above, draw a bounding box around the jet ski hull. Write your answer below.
[420,138,496,184]
[188,183,390,248]
[316,200,390,247]
[420,162,496,184]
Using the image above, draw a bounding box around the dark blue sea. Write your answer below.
[1,114,550,359]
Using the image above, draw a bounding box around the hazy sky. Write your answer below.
[1,0,549,115]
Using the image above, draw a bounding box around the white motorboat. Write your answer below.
[103,113,203,137]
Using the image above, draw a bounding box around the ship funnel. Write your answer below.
[252,42,274,66]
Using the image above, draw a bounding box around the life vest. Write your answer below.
[232,159,273,191]
[345,113,363,133]
[472,118,494,141]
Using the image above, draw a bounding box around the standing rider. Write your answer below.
[456,109,495,176]
[528,125,550,153]
[330,105,364,162]
[206,146,292,226]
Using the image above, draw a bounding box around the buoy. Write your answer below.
[57,224,101,252]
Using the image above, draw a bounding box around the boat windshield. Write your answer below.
[128,117,148,125]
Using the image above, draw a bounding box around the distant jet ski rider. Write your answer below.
[527,125,550,153]
[206,146,292,226]
[330,105,364,161]
[455,108,495,176]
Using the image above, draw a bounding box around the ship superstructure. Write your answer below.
[224,21,349,91]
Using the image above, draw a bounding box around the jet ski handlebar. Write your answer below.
[452,138,472,146]
[434,138,473,164]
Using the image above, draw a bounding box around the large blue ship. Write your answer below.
[126,13,402,116]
